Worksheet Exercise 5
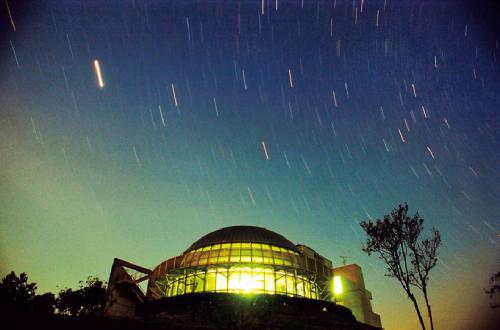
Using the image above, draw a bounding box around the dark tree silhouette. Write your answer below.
[0,271,56,316]
[57,276,107,316]
[485,271,500,308]
[0,271,37,314]
[32,292,57,315]
[360,203,440,330]
[57,287,84,316]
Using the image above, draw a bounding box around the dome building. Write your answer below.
[105,226,381,329]
[147,226,331,300]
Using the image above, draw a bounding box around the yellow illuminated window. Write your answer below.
[271,245,281,251]
[251,243,261,249]
[265,272,275,292]
[177,281,185,295]
[297,281,304,296]
[241,243,251,248]
[228,272,239,292]
[263,249,273,257]
[261,244,271,250]
[194,274,204,292]
[252,249,262,256]
[200,251,210,258]
[232,243,241,249]
[206,272,216,291]
[286,276,295,295]
[216,272,227,291]
[185,276,194,293]
[221,243,231,249]
[252,256,263,263]
[276,275,286,293]
[218,255,229,263]
[333,276,343,295]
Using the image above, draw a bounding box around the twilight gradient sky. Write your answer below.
[1,1,499,329]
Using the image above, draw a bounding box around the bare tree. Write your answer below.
[485,271,500,308]
[360,203,440,330]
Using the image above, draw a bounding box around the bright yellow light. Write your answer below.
[240,273,256,293]
[333,276,343,295]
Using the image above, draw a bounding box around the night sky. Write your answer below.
[1,1,499,329]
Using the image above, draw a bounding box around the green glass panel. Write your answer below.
[252,249,263,257]
[297,281,305,297]
[252,256,263,263]
[194,274,204,292]
[276,274,286,293]
[219,249,229,256]
[286,276,295,295]
[265,272,275,293]
[263,257,273,264]
[206,272,216,291]
[218,256,229,263]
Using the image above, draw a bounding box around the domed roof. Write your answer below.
[185,225,299,253]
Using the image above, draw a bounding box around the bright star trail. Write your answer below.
[93,59,104,88]
[0,1,499,329]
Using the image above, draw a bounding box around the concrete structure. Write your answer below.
[332,264,382,328]
[105,225,382,328]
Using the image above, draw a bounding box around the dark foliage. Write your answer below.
[57,276,107,316]
[0,271,55,316]
[360,203,440,330]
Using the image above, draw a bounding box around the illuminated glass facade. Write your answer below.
[181,243,300,268]
[148,226,332,301]
[161,243,320,298]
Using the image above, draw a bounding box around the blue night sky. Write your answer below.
[1,1,499,329]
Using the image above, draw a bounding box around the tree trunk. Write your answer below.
[409,292,426,330]
[422,287,434,330]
